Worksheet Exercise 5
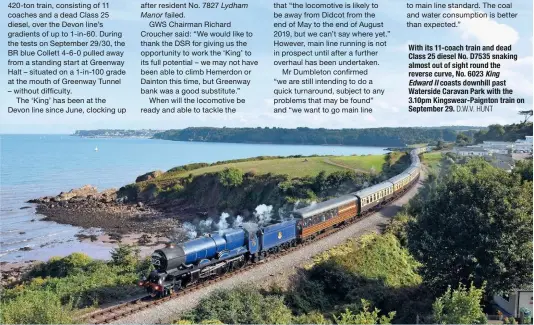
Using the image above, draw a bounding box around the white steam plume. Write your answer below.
[182,222,198,239]
[254,204,273,225]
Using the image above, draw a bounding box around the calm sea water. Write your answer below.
[0,135,388,262]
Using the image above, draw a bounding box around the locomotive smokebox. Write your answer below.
[152,246,186,272]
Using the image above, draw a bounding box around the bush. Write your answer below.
[217,167,243,187]
[0,290,75,324]
[293,311,329,324]
[432,283,487,324]
[29,253,92,278]
[1,248,151,324]
[188,286,292,324]
[513,159,533,183]
[333,299,396,325]
[384,213,414,247]
[110,245,141,272]
[333,233,422,288]
[167,163,210,173]
[286,261,359,313]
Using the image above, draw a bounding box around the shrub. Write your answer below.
[333,299,396,324]
[384,212,414,247]
[432,283,487,324]
[293,311,329,324]
[217,167,243,187]
[188,286,292,324]
[333,233,422,288]
[0,290,75,324]
[110,245,140,272]
[29,253,92,278]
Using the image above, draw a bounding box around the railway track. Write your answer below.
[82,177,420,324]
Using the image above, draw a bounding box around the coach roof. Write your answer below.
[388,171,411,184]
[293,195,357,219]
[352,181,393,198]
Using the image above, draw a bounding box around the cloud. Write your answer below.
[450,8,520,45]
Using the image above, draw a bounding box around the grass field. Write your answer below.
[407,143,429,148]
[154,154,391,184]
[422,152,443,171]
[328,154,388,173]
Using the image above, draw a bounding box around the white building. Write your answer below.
[482,141,515,154]
[514,136,533,153]
[494,288,533,318]
[453,146,491,157]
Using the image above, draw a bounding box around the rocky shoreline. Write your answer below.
[0,260,37,288]
[28,185,182,238]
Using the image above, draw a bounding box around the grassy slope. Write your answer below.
[328,155,387,173]
[408,143,429,148]
[422,152,442,172]
[156,154,390,183]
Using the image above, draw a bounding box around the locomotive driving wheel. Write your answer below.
[221,263,230,274]
[233,258,245,269]
[173,279,182,292]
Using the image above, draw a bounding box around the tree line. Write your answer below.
[153,127,468,147]
[457,122,532,145]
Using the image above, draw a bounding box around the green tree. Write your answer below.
[518,110,533,124]
[407,159,533,295]
[189,286,292,324]
[217,167,243,187]
[432,283,487,324]
[313,170,327,193]
[333,299,396,324]
[456,133,471,146]
[436,140,446,150]
[110,244,140,272]
[513,159,533,183]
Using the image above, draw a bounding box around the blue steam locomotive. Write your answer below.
[139,147,427,297]
[140,221,297,297]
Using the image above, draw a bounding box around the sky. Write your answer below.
[1,0,532,134]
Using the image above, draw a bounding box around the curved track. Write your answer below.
[82,173,421,324]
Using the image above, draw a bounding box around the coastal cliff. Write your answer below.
[29,153,410,236]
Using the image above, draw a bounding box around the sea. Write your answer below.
[0,135,388,262]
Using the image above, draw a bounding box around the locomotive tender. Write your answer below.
[140,147,427,297]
